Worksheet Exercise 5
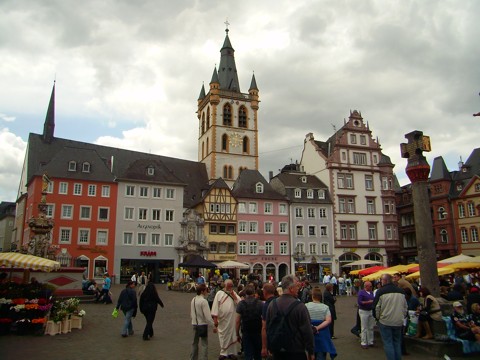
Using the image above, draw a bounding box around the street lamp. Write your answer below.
[293,245,306,276]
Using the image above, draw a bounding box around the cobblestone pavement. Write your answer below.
[0,284,466,360]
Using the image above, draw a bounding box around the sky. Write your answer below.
[1,0,479,202]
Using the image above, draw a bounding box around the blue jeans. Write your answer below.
[378,323,402,360]
[121,308,134,336]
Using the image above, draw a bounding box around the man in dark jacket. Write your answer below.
[372,274,407,360]
[116,280,138,337]
[323,283,337,339]
[266,274,314,360]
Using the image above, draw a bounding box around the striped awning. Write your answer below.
[0,252,61,272]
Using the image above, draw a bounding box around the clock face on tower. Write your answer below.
[229,132,242,147]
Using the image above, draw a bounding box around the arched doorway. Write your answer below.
[365,252,383,265]
[266,263,276,282]
[278,263,289,281]
[339,253,360,271]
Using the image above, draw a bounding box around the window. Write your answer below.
[472,227,479,242]
[249,241,258,255]
[166,188,175,199]
[61,205,73,219]
[295,207,303,218]
[367,199,375,214]
[124,207,134,220]
[238,106,247,127]
[306,189,314,199]
[165,234,174,246]
[223,103,232,126]
[468,202,475,217]
[152,209,161,221]
[98,208,109,221]
[147,166,154,176]
[59,182,68,194]
[123,232,133,245]
[165,210,174,222]
[73,183,82,195]
[438,207,446,220]
[279,204,287,215]
[82,162,91,173]
[80,206,91,220]
[353,152,367,165]
[45,204,54,218]
[320,226,327,236]
[296,225,304,236]
[151,233,161,246]
[386,225,393,240]
[307,208,315,218]
[88,184,96,196]
[218,243,227,254]
[265,222,273,233]
[279,223,288,234]
[126,185,135,196]
[294,189,301,198]
[238,202,246,213]
[249,222,258,233]
[101,185,110,197]
[340,223,357,240]
[373,154,378,164]
[339,198,346,213]
[140,186,148,198]
[461,228,468,243]
[365,175,373,190]
[476,184,480,192]
[360,135,366,145]
[256,183,263,193]
[350,134,357,144]
[68,161,77,171]
[239,222,247,233]
[321,243,328,254]
[153,187,162,198]
[319,208,326,218]
[138,208,148,220]
[264,203,272,214]
[222,135,229,151]
[79,229,90,244]
[249,202,258,214]
[308,225,316,236]
[96,230,107,245]
[280,242,287,255]
[382,177,389,190]
[347,198,355,213]
[458,204,465,218]
[210,243,217,253]
[318,190,325,199]
[265,242,273,255]
[337,173,353,189]
[137,233,147,246]
[349,224,357,240]
[368,223,377,240]
[345,174,354,188]
[440,229,448,243]
[309,243,317,255]
[239,241,247,255]
[59,228,71,243]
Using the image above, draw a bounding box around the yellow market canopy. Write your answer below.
[405,266,455,280]
[438,254,480,264]
[361,264,419,281]
[0,252,60,272]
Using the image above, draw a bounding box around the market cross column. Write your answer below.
[400,130,439,297]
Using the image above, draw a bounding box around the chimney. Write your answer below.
[269,171,273,181]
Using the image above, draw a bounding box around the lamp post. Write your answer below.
[293,245,306,277]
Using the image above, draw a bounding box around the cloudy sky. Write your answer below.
[1,0,479,202]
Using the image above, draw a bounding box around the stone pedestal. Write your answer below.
[71,315,82,330]
[45,321,61,336]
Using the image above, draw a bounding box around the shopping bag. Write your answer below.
[112,308,119,319]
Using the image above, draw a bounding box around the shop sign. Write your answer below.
[368,248,381,253]
[261,257,277,261]
[140,251,157,257]
[320,257,331,261]
[343,248,357,253]
[137,224,162,230]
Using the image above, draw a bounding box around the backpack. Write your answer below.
[266,299,300,353]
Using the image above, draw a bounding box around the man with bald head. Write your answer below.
[357,281,375,349]
[211,279,240,359]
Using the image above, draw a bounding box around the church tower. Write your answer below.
[197,26,259,186]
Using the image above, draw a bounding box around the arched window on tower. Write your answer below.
[202,142,205,159]
[223,103,232,126]
[201,113,205,134]
[207,107,210,128]
[228,166,233,179]
[243,136,250,153]
[239,166,247,174]
[206,137,209,154]
[238,106,247,128]
[222,134,229,151]
[223,165,228,179]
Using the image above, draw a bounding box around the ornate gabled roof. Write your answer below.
[378,153,394,166]
[430,156,451,181]
[231,169,285,200]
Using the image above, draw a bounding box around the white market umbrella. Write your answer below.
[216,260,250,269]
[438,254,478,264]
[0,252,61,272]
[342,259,382,267]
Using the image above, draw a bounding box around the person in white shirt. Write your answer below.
[323,274,331,285]
[190,284,215,360]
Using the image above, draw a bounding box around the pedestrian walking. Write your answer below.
[357,281,375,349]
[139,282,164,340]
[102,272,112,304]
[373,274,407,360]
[190,284,214,360]
[322,284,337,339]
[137,271,148,296]
[116,280,138,337]
[236,284,263,360]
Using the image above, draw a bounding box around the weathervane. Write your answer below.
[224,19,230,33]
[474,92,480,117]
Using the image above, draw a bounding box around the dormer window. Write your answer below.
[318,190,325,199]
[147,166,155,176]
[301,176,307,183]
[68,161,77,172]
[294,188,301,198]
[255,182,264,193]
[82,162,91,173]
[306,189,314,199]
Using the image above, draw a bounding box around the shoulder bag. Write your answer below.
[194,298,208,337]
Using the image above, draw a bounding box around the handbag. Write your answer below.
[112,308,119,319]
[194,298,208,338]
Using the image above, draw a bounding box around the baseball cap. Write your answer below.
[453,301,463,307]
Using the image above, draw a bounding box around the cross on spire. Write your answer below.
[224,19,230,33]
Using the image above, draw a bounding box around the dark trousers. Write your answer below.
[329,318,335,337]
[273,352,308,360]
[143,310,156,338]
[242,331,262,360]
[101,289,111,303]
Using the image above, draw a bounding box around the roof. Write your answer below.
[217,31,241,92]
[26,133,209,208]
[231,169,286,200]
[270,172,333,204]
[430,156,451,181]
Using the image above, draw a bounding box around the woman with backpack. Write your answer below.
[139,282,164,340]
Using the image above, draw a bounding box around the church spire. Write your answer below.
[198,83,206,101]
[43,81,55,143]
[218,26,240,92]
